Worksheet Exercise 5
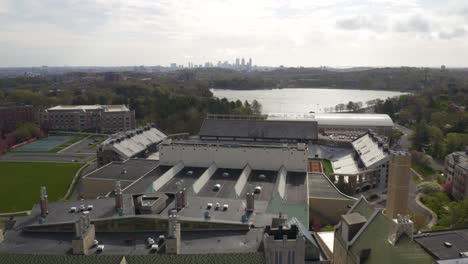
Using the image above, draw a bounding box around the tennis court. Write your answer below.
[15,136,73,152]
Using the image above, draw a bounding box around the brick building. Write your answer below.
[41,105,135,133]
[0,102,34,134]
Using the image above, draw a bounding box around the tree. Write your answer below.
[413,120,430,151]
[346,101,355,111]
[428,126,445,158]
[416,181,441,196]
[14,126,31,142]
[251,100,262,115]
[445,133,468,154]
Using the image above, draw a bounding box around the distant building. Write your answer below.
[96,124,166,167]
[103,72,121,82]
[444,150,468,200]
[199,115,318,143]
[268,113,394,137]
[0,102,34,134]
[41,105,135,133]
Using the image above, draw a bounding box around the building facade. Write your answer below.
[0,102,34,134]
[444,151,468,200]
[41,105,135,133]
[268,113,394,137]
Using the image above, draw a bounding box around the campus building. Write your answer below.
[444,150,468,200]
[40,105,135,133]
[268,113,394,137]
[199,115,318,143]
[328,131,390,194]
[0,102,34,134]
[96,124,167,167]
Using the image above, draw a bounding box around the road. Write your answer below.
[394,123,412,151]
[394,123,444,172]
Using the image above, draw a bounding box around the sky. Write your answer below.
[1,0,468,67]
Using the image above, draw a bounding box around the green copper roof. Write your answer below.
[348,209,433,264]
[348,197,375,219]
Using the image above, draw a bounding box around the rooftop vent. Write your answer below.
[222,172,230,177]
[121,169,127,174]
[444,242,453,248]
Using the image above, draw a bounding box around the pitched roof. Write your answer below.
[348,212,433,264]
[199,119,317,140]
[341,197,433,264]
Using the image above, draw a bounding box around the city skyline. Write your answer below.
[1,0,468,67]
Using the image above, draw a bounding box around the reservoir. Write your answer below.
[211,88,406,114]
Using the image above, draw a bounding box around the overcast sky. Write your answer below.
[1,0,468,67]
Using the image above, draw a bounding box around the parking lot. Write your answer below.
[158,167,207,193]
[285,172,307,204]
[239,170,277,201]
[198,168,242,198]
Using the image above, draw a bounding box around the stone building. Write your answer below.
[444,150,468,200]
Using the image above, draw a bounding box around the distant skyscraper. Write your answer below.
[235,58,240,67]
[248,58,252,68]
[241,58,245,66]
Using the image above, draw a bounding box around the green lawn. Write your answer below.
[321,159,333,175]
[412,161,435,178]
[0,161,82,213]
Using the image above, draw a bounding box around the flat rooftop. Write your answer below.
[197,168,243,199]
[284,172,307,204]
[239,170,278,201]
[46,104,130,112]
[158,167,207,193]
[268,113,394,127]
[0,228,263,255]
[22,196,134,228]
[414,228,468,260]
[122,165,171,194]
[162,195,271,226]
[308,173,352,199]
[83,159,159,181]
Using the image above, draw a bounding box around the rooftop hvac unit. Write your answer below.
[222,172,230,177]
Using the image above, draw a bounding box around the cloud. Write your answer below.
[336,16,387,32]
[1,0,468,67]
[393,14,431,33]
[438,28,467,39]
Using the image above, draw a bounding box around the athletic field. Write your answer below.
[15,136,73,152]
[0,161,82,213]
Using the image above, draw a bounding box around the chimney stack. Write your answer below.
[175,188,187,211]
[166,211,181,254]
[246,192,255,212]
[40,186,48,218]
[115,181,123,214]
[385,151,411,219]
